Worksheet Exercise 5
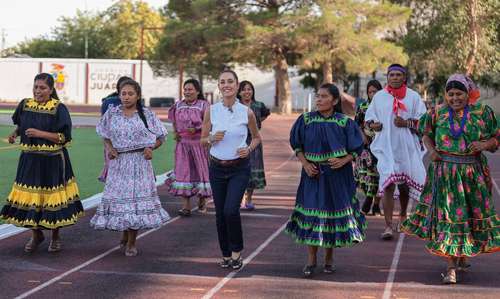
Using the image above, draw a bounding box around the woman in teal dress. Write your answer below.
[286,83,366,278]
[402,74,500,284]
[237,80,271,210]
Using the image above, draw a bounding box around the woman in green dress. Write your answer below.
[237,80,270,210]
[401,74,500,284]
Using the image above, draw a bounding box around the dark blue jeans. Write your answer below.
[209,158,250,257]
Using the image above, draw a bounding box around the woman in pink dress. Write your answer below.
[165,79,211,216]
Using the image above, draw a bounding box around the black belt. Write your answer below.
[210,155,247,167]
[118,148,145,154]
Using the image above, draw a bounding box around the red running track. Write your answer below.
[0,114,499,299]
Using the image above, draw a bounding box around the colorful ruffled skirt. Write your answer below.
[90,152,170,231]
[1,149,83,229]
[402,154,500,257]
[247,143,266,191]
[164,137,211,198]
[286,163,366,248]
[355,148,379,197]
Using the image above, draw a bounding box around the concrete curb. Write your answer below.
[0,172,169,241]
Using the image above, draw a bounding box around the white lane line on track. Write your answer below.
[381,173,500,299]
[382,201,414,299]
[382,232,406,299]
[13,206,205,299]
[201,221,288,299]
[15,129,297,298]
[16,268,500,293]
[0,172,170,241]
[201,140,296,299]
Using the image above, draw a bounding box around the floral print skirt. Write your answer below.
[91,151,170,231]
[354,148,379,198]
[402,156,500,257]
[247,143,266,191]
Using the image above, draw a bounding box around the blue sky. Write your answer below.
[0,0,167,48]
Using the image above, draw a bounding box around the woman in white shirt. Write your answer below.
[201,69,261,270]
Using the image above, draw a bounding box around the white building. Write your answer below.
[0,58,317,110]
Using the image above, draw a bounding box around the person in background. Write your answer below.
[98,75,132,182]
[165,79,211,216]
[1,73,83,253]
[364,64,427,240]
[91,79,170,257]
[286,83,366,278]
[201,70,261,270]
[237,80,270,210]
[355,80,383,216]
[402,74,500,284]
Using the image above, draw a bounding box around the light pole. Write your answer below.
[84,0,89,58]
[139,25,164,86]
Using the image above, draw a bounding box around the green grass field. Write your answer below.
[0,125,174,208]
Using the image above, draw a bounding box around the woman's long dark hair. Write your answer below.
[34,73,59,100]
[184,79,205,100]
[319,83,342,113]
[119,79,149,129]
[366,79,382,96]
[237,80,256,102]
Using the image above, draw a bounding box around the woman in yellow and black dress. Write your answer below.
[0,73,83,253]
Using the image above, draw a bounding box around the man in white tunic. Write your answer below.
[365,64,427,240]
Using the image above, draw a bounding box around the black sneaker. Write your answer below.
[302,264,316,278]
[323,264,336,273]
[218,258,231,268]
[230,256,243,270]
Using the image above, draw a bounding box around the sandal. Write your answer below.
[302,264,316,278]
[323,264,336,273]
[243,203,255,211]
[441,267,457,284]
[381,226,394,240]
[198,198,207,214]
[218,258,231,269]
[48,239,62,253]
[230,256,243,270]
[24,235,45,253]
[178,208,191,217]
[125,247,138,257]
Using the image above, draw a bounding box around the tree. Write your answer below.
[151,0,245,83]
[390,0,500,95]
[102,0,165,59]
[10,0,164,59]
[298,0,410,85]
[236,0,314,114]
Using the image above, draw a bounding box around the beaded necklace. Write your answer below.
[448,105,468,139]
